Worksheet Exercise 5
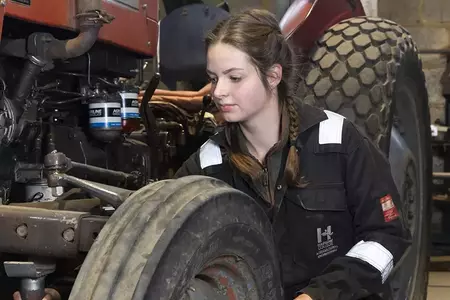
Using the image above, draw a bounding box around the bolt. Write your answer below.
[0,0,6,7]
[142,3,147,9]
[62,228,75,242]
[147,41,151,47]
[187,286,196,292]
[16,224,28,238]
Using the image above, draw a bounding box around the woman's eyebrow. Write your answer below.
[206,68,244,75]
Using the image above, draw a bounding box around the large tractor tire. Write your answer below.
[299,17,431,299]
[69,176,283,300]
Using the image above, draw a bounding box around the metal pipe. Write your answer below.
[140,73,161,179]
[45,0,113,61]
[43,151,134,207]
[4,261,56,300]
[433,172,450,179]
[55,173,133,208]
[20,278,46,300]
[13,56,47,106]
[157,120,186,145]
[70,161,137,184]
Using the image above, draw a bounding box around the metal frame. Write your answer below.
[0,203,108,258]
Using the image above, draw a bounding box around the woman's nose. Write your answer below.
[212,79,228,99]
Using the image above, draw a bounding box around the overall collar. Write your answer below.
[210,102,328,149]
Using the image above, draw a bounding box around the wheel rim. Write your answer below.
[389,76,426,299]
[182,255,259,300]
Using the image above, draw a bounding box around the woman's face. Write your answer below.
[206,42,271,123]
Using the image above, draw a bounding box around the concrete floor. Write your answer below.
[428,257,450,299]
[428,272,450,299]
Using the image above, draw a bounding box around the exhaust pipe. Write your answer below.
[45,0,114,60]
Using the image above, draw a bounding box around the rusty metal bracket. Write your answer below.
[76,10,115,26]
[0,206,108,258]
[78,215,109,252]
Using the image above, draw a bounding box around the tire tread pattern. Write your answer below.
[299,16,419,149]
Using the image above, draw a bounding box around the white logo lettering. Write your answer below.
[112,108,121,116]
[317,225,333,243]
[89,109,102,117]
[316,225,338,259]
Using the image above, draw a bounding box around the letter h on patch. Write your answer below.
[317,225,333,244]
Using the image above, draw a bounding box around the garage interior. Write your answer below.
[0,0,449,299]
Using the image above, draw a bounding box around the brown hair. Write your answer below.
[205,8,306,188]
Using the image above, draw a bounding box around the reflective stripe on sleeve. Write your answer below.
[346,240,394,283]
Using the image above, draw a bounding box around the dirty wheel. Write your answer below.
[69,176,283,300]
[299,16,431,300]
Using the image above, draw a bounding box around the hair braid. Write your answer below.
[284,95,307,188]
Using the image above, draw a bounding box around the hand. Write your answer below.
[294,294,313,300]
[13,288,61,300]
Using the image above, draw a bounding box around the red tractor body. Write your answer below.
[0,0,158,56]
[280,0,366,51]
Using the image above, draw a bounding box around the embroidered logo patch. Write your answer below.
[380,194,399,222]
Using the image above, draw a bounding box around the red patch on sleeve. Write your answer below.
[380,194,399,222]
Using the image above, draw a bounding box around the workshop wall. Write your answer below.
[378,0,450,123]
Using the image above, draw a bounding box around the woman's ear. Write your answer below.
[267,63,283,89]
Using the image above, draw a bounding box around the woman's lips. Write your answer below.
[219,104,235,112]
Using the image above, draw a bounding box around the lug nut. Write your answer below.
[188,286,196,292]
[62,228,75,242]
[16,224,28,238]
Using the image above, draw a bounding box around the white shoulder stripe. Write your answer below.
[199,139,223,169]
[318,110,345,145]
[346,240,394,283]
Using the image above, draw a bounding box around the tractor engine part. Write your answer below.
[3,261,56,300]
[0,93,19,145]
[13,56,47,109]
[140,73,161,179]
[119,86,141,133]
[27,0,114,62]
[0,0,113,146]
[70,161,139,186]
[25,179,64,202]
[51,175,133,208]
[88,92,123,143]
[0,56,46,145]
[44,151,134,208]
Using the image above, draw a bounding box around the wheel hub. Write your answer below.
[183,256,259,300]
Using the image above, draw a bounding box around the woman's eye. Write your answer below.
[230,76,241,82]
[209,77,218,84]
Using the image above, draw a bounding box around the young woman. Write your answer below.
[174,8,410,300]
